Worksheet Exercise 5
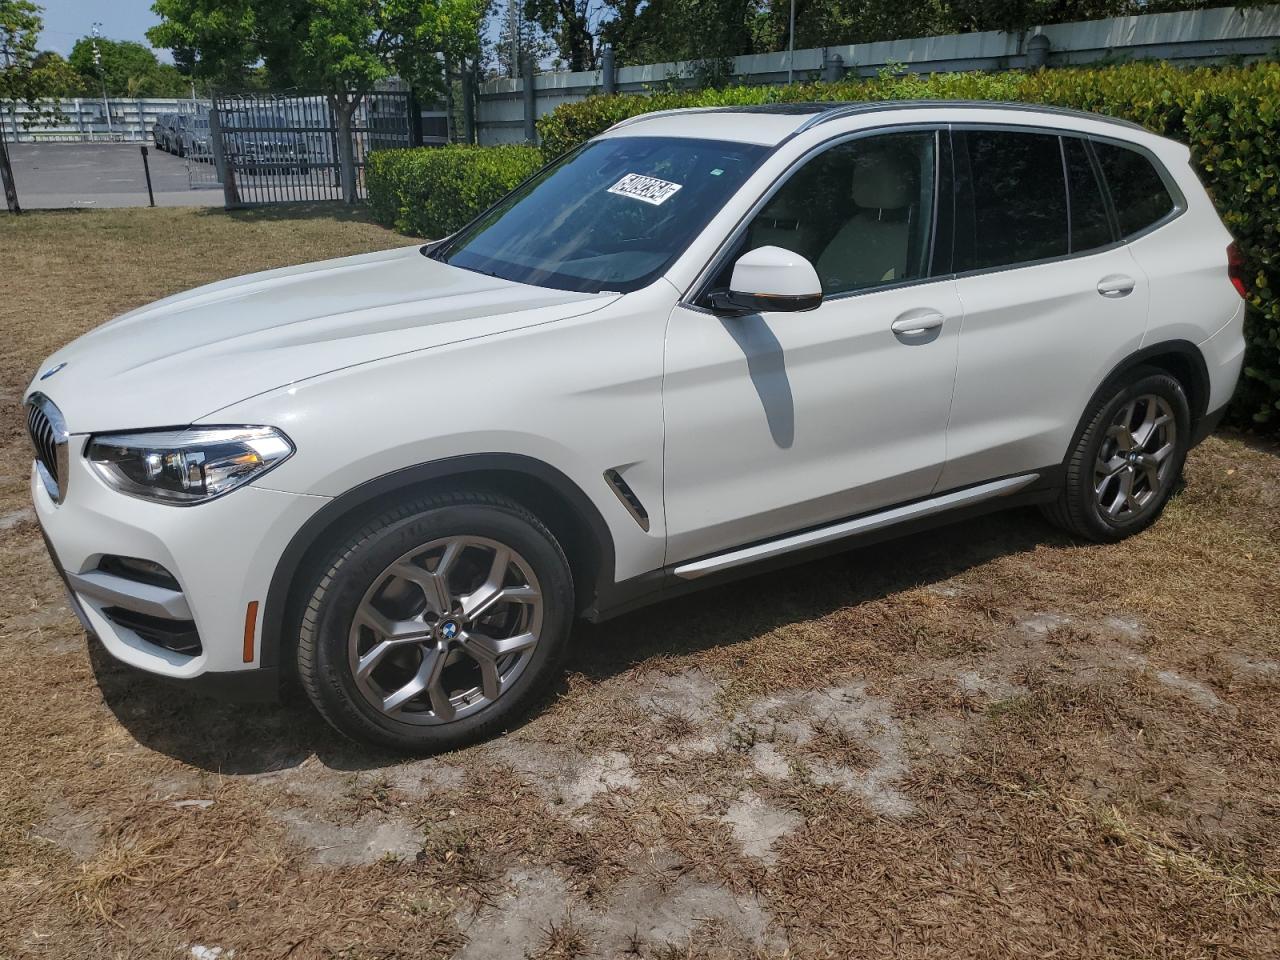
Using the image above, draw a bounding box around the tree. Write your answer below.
[524,0,599,71]
[148,0,259,90]
[259,0,389,202]
[1,0,41,212]
[67,36,189,97]
[29,51,83,97]
[1,0,65,111]
[491,0,555,77]
[599,0,755,69]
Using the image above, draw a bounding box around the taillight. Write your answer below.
[1227,242,1250,300]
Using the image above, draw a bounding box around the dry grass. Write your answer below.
[1,206,1278,959]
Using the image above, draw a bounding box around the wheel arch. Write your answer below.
[1070,340,1210,457]
[258,454,617,673]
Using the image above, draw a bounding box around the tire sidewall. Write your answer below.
[1076,370,1191,540]
[304,501,573,752]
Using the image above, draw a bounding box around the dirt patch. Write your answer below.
[455,865,786,959]
[722,790,803,864]
[279,809,423,866]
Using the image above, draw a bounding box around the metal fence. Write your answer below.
[212,91,413,205]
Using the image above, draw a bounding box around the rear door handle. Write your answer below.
[891,310,945,341]
[1097,274,1136,298]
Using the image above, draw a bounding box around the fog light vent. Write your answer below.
[97,555,181,592]
[102,607,202,656]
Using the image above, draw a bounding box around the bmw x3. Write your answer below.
[27,102,1247,752]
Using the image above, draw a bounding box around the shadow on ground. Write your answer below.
[91,506,1066,776]
[196,202,389,225]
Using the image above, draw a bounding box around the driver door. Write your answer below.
[661,128,963,565]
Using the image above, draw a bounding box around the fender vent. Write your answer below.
[604,469,650,532]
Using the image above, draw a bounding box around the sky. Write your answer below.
[37,0,174,63]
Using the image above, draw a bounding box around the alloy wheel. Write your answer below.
[348,536,543,725]
[1093,393,1178,521]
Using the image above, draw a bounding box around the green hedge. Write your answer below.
[538,63,1279,426]
[365,144,543,239]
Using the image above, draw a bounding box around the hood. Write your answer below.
[29,244,614,434]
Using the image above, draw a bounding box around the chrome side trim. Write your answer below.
[673,473,1039,580]
[66,570,193,620]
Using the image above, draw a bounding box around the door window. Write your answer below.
[1064,137,1115,253]
[956,130,1068,271]
[1092,140,1176,238]
[715,131,939,297]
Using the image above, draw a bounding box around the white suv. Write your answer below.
[27,102,1246,752]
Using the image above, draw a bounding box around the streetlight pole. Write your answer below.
[92,22,112,134]
[787,0,796,84]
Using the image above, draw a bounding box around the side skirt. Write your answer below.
[584,468,1061,622]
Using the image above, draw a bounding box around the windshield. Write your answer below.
[430,136,768,294]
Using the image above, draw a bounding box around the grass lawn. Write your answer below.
[1,206,1278,959]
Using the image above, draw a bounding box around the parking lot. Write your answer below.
[2,207,1278,958]
[7,142,221,209]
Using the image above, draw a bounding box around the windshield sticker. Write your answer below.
[607,173,683,206]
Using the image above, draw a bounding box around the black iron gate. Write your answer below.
[212,91,413,205]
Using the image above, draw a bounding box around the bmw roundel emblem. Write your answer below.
[40,361,68,381]
[440,620,459,641]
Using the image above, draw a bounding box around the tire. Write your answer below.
[296,491,574,753]
[1041,366,1191,542]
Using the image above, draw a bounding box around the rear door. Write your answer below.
[939,127,1151,491]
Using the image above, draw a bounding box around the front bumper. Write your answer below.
[33,434,329,690]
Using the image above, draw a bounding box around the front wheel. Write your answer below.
[1042,367,1190,542]
[296,491,574,753]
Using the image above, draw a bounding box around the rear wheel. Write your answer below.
[296,491,573,753]
[1042,368,1190,542]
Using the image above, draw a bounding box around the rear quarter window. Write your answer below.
[1093,141,1176,238]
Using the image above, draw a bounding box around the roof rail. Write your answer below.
[790,99,1150,135]
[605,106,728,134]
[599,99,1150,142]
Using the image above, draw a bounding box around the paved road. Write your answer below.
[8,142,222,209]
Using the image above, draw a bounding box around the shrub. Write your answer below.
[365,144,543,239]
[536,62,1280,426]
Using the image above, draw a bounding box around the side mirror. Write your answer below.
[710,245,823,315]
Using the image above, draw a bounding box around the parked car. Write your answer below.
[151,114,167,149]
[178,113,213,161]
[223,110,309,174]
[153,113,185,154]
[27,102,1245,753]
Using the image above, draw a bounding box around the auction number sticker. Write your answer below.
[607,173,683,206]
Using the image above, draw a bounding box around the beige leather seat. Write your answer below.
[749,195,820,263]
[815,152,915,292]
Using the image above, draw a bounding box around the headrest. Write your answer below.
[851,152,912,210]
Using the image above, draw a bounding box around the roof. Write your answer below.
[604,99,1150,145]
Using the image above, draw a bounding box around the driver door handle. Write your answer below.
[1097,274,1136,298]
[891,310,945,340]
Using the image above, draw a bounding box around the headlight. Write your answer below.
[86,426,294,505]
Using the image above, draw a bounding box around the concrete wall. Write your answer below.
[477,5,1280,144]
[3,98,207,144]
